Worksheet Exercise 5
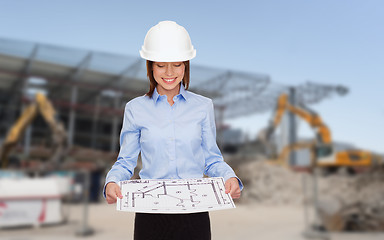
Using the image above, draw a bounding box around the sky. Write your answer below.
[0,0,383,153]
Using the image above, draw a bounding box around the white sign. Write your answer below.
[117,177,235,213]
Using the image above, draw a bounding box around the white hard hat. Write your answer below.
[140,21,196,62]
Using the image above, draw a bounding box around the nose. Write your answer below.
[165,64,174,76]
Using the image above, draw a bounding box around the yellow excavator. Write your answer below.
[0,92,67,169]
[259,93,382,170]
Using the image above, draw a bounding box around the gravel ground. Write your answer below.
[1,203,383,240]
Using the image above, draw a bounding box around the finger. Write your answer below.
[107,189,118,202]
[106,185,119,204]
[116,187,123,199]
[230,184,241,199]
[232,194,240,199]
[225,181,231,194]
[231,189,241,199]
[106,194,117,204]
[235,189,241,198]
[230,185,237,197]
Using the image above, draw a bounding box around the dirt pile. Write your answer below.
[237,160,305,205]
[317,169,384,231]
[237,160,384,231]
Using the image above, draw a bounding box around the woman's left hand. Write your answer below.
[225,177,241,199]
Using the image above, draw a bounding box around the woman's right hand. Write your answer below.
[105,182,123,204]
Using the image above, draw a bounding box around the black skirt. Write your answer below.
[134,212,211,240]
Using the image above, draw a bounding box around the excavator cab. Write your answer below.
[315,144,333,158]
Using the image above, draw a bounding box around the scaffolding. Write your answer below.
[0,37,347,154]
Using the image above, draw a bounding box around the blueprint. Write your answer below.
[116,177,235,213]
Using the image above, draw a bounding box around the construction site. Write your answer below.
[0,36,383,240]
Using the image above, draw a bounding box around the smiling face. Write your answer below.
[152,62,185,97]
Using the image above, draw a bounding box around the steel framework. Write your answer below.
[0,37,348,152]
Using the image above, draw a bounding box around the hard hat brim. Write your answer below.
[139,49,196,62]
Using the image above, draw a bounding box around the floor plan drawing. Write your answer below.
[116,177,235,213]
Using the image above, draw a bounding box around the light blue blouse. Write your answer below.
[105,84,243,192]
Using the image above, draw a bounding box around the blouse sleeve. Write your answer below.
[104,102,141,197]
[202,99,243,190]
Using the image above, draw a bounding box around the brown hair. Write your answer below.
[145,60,190,98]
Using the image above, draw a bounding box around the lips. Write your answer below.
[162,77,177,84]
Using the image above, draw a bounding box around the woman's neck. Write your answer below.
[156,84,181,106]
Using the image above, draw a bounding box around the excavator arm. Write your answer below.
[0,93,67,169]
[35,93,67,165]
[286,103,331,145]
[1,104,38,168]
[259,93,333,162]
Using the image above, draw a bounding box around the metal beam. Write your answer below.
[2,44,39,132]
[199,71,231,95]
[64,53,93,148]
[20,96,123,117]
[79,58,142,104]
[110,95,121,152]
[288,87,298,166]
[91,95,101,148]
[48,52,93,99]
[71,52,93,80]
[67,85,78,147]
[24,44,39,74]
[0,68,139,97]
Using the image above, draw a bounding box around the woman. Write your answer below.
[104,21,242,240]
